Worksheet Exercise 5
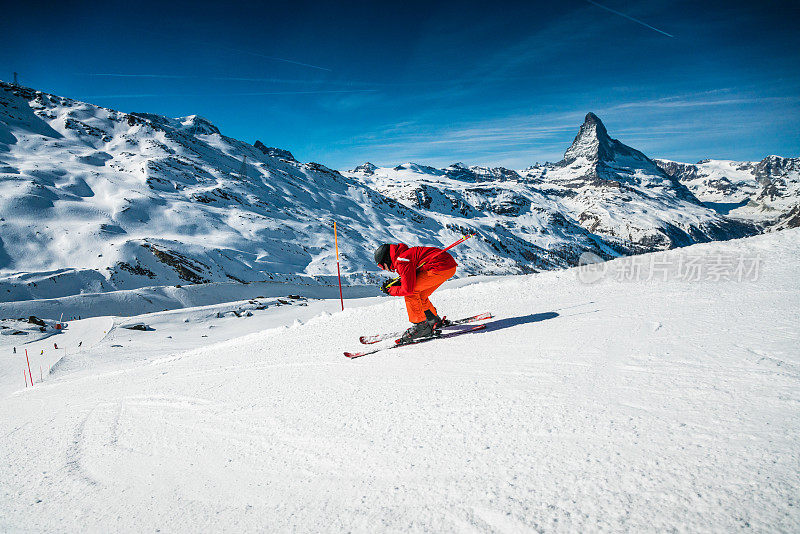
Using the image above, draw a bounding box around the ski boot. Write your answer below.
[397,320,435,345]
[424,310,449,332]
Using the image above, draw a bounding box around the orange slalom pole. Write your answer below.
[334,222,344,311]
[25,349,33,386]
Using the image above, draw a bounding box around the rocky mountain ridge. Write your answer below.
[655,156,800,228]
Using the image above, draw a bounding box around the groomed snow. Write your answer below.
[1,230,799,532]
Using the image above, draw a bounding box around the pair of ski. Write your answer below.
[344,312,492,359]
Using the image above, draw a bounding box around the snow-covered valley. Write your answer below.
[1,229,798,532]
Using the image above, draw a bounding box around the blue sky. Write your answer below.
[1,0,798,169]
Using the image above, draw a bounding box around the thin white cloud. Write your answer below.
[135,28,333,72]
[88,73,192,79]
[612,94,800,110]
[83,72,563,89]
[86,89,378,98]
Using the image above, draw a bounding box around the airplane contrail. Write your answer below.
[584,0,675,38]
[231,48,333,72]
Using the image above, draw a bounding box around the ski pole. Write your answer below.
[385,233,475,287]
[418,233,475,269]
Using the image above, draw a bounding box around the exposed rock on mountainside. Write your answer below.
[564,111,636,165]
[558,112,699,203]
[253,140,296,161]
[351,162,377,175]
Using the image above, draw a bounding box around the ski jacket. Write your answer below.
[387,243,457,297]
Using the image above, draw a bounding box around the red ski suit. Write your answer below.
[386,243,457,323]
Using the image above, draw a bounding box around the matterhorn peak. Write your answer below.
[563,112,655,169]
[563,112,615,164]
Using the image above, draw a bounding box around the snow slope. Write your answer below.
[0,315,113,393]
[0,294,389,398]
[1,229,798,532]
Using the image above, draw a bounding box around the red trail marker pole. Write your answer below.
[334,222,344,311]
[25,349,33,386]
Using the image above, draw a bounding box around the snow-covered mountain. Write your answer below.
[0,81,457,301]
[655,156,800,230]
[0,83,768,301]
[349,112,754,262]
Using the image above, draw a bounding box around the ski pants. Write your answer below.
[404,266,457,323]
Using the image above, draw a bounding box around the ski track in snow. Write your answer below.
[1,230,799,532]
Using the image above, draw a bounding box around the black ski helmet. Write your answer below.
[374,243,391,266]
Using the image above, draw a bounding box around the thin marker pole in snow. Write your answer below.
[24,370,28,388]
[334,222,344,311]
[25,349,33,386]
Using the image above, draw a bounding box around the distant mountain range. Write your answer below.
[654,157,800,230]
[0,81,795,301]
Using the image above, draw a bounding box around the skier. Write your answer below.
[374,242,457,342]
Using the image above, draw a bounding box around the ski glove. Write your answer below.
[380,277,400,294]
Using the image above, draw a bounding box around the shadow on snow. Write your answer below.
[480,311,560,333]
